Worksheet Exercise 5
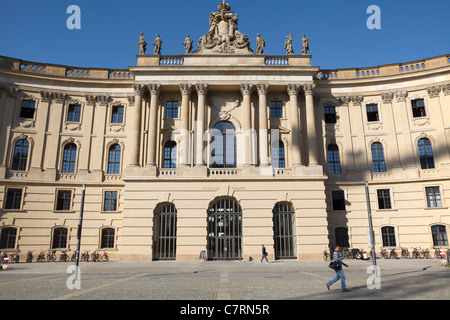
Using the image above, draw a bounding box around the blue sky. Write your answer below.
[0,0,449,70]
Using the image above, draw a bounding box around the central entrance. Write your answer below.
[207,196,242,260]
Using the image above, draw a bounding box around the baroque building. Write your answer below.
[0,2,449,261]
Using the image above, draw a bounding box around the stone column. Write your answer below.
[303,83,319,166]
[44,92,67,176]
[146,83,161,167]
[381,92,401,170]
[127,83,145,168]
[287,84,302,167]
[195,84,207,166]
[0,86,18,178]
[29,91,52,172]
[241,84,253,166]
[179,84,192,167]
[394,91,415,169]
[257,84,270,166]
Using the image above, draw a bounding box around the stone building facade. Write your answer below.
[0,2,449,261]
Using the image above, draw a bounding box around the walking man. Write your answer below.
[260,244,268,263]
[326,246,350,292]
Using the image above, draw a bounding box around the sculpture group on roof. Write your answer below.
[137,1,310,56]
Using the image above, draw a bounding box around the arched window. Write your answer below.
[327,143,341,174]
[107,144,121,174]
[51,227,68,249]
[211,121,236,168]
[272,141,286,168]
[272,202,296,259]
[62,143,77,173]
[163,141,177,168]
[431,225,448,247]
[12,139,29,171]
[101,228,116,249]
[371,142,386,172]
[418,138,434,169]
[381,226,396,247]
[0,227,17,249]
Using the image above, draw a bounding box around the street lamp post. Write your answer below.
[75,184,86,281]
[364,181,378,275]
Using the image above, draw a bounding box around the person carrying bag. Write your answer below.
[326,246,350,292]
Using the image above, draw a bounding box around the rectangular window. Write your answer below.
[56,190,72,211]
[104,191,118,212]
[270,101,283,119]
[324,106,337,124]
[20,100,36,119]
[411,99,426,118]
[67,104,81,122]
[366,104,379,122]
[425,186,442,208]
[331,190,346,211]
[166,101,179,119]
[5,188,23,210]
[377,189,392,210]
[111,106,124,124]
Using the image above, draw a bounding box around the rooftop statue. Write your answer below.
[284,33,294,55]
[301,34,310,55]
[137,32,147,55]
[153,34,162,55]
[194,0,253,55]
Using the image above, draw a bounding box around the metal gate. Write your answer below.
[153,203,177,260]
[207,197,242,260]
[273,202,296,259]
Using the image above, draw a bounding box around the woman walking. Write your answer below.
[326,246,350,292]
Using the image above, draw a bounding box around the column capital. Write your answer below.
[133,83,146,96]
[427,86,441,98]
[287,84,301,96]
[53,92,68,104]
[257,83,269,95]
[148,83,161,96]
[195,83,208,95]
[381,92,394,104]
[180,83,192,95]
[351,95,364,106]
[302,83,316,96]
[40,91,53,102]
[442,83,450,96]
[395,91,408,102]
[240,83,253,95]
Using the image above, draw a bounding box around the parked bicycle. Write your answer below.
[36,250,46,262]
[81,250,90,262]
[91,250,109,262]
[59,251,70,262]
[412,247,421,259]
[71,251,77,262]
[421,248,431,259]
[46,250,56,262]
[26,250,34,263]
[388,248,398,259]
[379,248,389,259]
[401,247,410,259]
[10,251,20,263]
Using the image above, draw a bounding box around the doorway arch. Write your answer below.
[207,196,242,260]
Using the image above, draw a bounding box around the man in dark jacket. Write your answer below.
[326,246,350,292]
[260,245,268,263]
